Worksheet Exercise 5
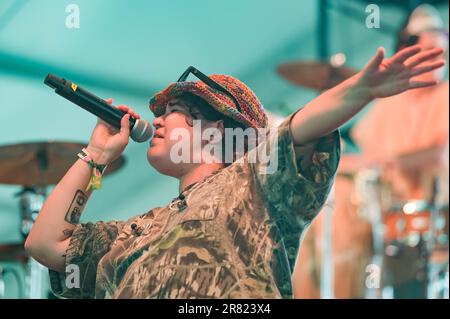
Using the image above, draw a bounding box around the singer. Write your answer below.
[25,45,445,298]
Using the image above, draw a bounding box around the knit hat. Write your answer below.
[149,74,268,129]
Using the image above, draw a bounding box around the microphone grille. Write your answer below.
[130,119,153,143]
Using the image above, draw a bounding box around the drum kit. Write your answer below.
[276,56,449,299]
[0,142,124,298]
[354,159,449,299]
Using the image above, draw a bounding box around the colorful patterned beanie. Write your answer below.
[148,74,268,129]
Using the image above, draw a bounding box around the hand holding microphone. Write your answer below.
[87,98,138,164]
[44,74,153,164]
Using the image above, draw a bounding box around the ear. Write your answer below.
[202,120,224,145]
[215,120,224,136]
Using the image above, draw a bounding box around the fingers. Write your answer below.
[406,47,445,68]
[410,60,446,77]
[119,114,131,138]
[105,98,140,119]
[409,79,439,89]
[116,104,141,119]
[365,47,385,72]
[391,45,422,65]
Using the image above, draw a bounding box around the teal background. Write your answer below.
[0,0,448,298]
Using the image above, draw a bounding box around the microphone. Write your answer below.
[44,74,152,143]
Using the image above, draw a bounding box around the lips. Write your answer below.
[153,130,164,139]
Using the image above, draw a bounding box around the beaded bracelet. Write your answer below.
[77,148,108,191]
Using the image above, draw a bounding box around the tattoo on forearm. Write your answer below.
[65,190,87,225]
[62,229,74,237]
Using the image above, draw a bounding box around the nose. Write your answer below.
[153,115,164,130]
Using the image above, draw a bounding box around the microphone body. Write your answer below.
[44,74,152,142]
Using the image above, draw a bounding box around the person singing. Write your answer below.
[25,43,445,298]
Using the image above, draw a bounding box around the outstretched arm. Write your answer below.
[290,45,445,149]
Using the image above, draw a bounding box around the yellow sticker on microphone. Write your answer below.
[71,83,78,91]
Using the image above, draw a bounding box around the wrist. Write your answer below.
[85,145,110,164]
[78,148,108,191]
[349,73,375,105]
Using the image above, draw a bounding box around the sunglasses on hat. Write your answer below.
[177,66,243,114]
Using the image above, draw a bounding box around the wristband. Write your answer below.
[77,148,108,191]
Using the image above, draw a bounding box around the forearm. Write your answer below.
[25,100,134,272]
[25,147,104,271]
[290,73,372,145]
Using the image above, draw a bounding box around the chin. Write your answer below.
[147,147,165,169]
[147,145,160,161]
[147,147,185,178]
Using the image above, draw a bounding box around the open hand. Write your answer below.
[358,45,445,99]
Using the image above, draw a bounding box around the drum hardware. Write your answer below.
[354,168,386,299]
[320,193,335,299]
[0,265,24,298]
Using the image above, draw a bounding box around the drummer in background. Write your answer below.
[352,4,449,203]
[351,4,449,298]
[293,5,449,300]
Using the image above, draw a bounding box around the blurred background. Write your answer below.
[0,0,448,299]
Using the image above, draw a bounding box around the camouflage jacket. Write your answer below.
[49,112,340,299]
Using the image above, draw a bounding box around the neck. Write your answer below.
[178,162,224,193]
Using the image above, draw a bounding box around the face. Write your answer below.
[147,98,224,177]
[414,31,449,82]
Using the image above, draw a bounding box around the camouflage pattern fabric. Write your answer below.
[49,111,340,299]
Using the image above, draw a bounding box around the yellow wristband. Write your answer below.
[77,148,107,191]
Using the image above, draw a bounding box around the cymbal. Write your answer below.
[0,243,27,262]
[276,61,358,90]
[0,142,125,186]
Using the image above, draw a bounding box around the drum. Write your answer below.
[383,200,449,298]
[384,200,449,248]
